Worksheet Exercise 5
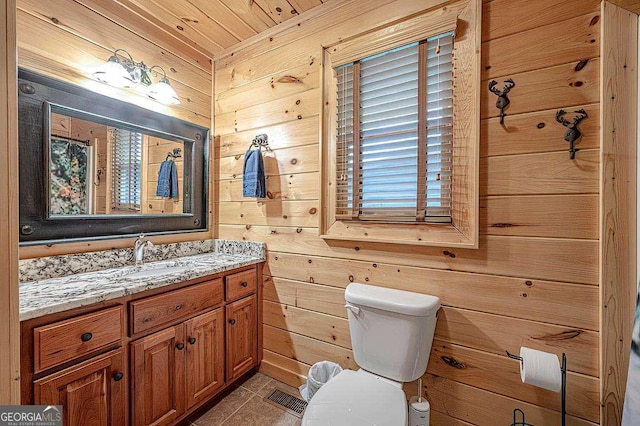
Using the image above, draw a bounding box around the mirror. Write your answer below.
[18,69,208,244]
[48,107,188,216]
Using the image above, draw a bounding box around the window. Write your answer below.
[321,0,480,247]
[335,33,454,222]
[111,128,142,211]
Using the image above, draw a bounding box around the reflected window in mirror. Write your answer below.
[110,128,142,213]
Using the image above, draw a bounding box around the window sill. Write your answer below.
[320,221,478,248]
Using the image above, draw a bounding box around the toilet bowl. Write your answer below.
[301,283,440,426]
[302,369,406,426]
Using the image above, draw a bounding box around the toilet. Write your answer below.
[302,283,440,426]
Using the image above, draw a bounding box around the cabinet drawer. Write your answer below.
[225,269,257,302]
[131,279,223,335]
[34,306,123,373]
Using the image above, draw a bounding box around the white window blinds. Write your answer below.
[335,32,454,222]
[111,128,142,211]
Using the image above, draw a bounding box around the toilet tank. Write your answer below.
[345,283,440,383]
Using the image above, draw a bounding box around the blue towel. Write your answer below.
[243,148,266,198]
[156,160,179,199]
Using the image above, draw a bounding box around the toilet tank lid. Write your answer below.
[345,283,440,317]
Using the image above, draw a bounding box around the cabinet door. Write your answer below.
[131,325,185,426]
[34,348,126,426]
[226,295,257,381]
[185,308,225,409]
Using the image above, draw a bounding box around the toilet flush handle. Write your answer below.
[345,304,361,315]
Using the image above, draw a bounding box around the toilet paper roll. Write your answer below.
[519,347,562,392]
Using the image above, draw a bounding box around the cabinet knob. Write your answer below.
[113,372,124,382]
[80,332,93,342]
[174,304,183,311]
[229,319,236,325]
[188,337,196,345]
[240,281,248,288]
[176,343,185,350]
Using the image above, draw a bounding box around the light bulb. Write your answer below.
[147,78,180,105]
[93,56,134,88]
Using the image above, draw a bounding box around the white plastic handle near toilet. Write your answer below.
[345,304,361,315]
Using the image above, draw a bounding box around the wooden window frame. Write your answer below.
[320,0,481,248]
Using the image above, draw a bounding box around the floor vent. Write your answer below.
[264,388,307,418]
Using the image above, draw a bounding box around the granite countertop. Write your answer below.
[19,252,264,322]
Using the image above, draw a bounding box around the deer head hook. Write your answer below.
[556,109,588,159]
[488,78,516,125]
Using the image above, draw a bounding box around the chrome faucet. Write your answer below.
[134,233,154,265]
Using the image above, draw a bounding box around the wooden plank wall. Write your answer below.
[15,0,214,258]
[600,3,638,425]
[142,137,185,214]
[214,0,604,424]
[50,114,109,213]
[0,0,21,404]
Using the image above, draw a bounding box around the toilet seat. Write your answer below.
[302,369,407,426]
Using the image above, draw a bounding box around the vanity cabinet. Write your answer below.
[21,263,263,426]
[184,309,225,408]
[131,325,185,426]
[131,310,226,426]
[226,295,258,382]
[34,349,126,426]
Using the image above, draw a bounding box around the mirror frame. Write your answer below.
[18,68,209,244]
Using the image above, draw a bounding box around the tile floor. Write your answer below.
[190,373,303,426]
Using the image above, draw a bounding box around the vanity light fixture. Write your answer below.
[146,65,181,105]
[93,49,181,105]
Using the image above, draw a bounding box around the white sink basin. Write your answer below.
[124,264,192,279]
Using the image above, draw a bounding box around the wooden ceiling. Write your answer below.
[20,0,640,75]
[106,0,328,60]
[101,0,640,67]
[610,0,640,13]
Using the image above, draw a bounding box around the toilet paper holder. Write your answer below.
[511,408,533,426]
[506,351,567,426]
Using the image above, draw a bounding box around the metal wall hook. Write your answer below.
[249,133,272,152]
[166,147,182,161]
[488,78,516,125]
[94,168,105,187]
[556,109,588,160]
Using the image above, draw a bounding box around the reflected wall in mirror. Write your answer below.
[48,109,186,216]
[18,68,209,244]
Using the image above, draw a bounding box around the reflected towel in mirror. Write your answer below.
[156,159,179,199]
